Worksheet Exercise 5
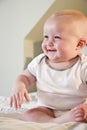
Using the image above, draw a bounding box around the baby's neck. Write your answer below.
[46,56,80,70]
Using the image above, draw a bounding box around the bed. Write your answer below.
[0,92,87,130]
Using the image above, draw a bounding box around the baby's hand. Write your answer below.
[10,85,29,109]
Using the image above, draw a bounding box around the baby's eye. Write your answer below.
[54,36,61,39]
[44,35,49,39]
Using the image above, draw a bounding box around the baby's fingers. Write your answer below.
[17,92,24,105]
[10,95,18,109]
[10,93,23,109]
[13,95,20,109]
[24,91,30,102]
[10,96,13,107]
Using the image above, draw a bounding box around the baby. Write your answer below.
[10,9,87,123]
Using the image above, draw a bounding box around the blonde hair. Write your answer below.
[53,9,85,18]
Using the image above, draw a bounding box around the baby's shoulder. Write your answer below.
[31,53,46,64]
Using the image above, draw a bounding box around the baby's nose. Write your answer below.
[47,39,54,46]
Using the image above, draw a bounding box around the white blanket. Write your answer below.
[0,117,87,130]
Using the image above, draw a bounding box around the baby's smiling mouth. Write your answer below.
[47,49,56,52]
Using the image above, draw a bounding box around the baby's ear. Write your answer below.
[77,39,87,49]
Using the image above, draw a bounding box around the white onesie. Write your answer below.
[28,53,87,113]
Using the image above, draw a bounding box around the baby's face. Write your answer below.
[42,16,81,63]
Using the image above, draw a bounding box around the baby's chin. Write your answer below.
[47,56,62,63]
[44,52,66,62]
[47,56,69,63]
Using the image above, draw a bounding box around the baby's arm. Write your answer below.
[10,69,36,109]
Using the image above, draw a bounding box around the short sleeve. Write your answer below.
[27,53,45,77]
